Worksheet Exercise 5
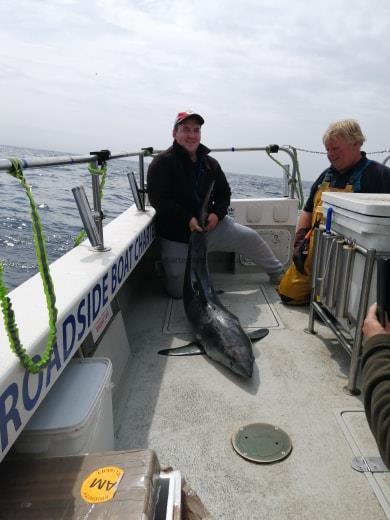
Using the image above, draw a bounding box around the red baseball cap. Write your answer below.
[174,110,204,128]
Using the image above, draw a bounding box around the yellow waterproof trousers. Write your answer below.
[278,182,353,305]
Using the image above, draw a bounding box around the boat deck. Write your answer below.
[115,272,388,520]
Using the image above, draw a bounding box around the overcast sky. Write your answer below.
[1,0,390,180]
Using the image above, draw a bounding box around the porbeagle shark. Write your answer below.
[159,182,268,378]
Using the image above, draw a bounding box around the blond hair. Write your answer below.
[323,119,366,146]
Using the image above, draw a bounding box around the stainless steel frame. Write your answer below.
[307,226,376,394]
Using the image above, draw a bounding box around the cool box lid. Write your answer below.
[24,358,112,433]
[322,193,390,218]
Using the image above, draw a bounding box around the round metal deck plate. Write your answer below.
[231,423,292,463]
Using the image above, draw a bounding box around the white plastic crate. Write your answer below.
[15,358,114,457]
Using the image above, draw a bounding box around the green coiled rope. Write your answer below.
[73,161,108,247]
[0,158,58,374]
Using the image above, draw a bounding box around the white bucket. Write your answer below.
[15,358,114,457]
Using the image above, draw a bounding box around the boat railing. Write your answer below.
[209,145,299,198]
[0,149,152,252]
[150,144,301,201]
[0,144,302,251]
[2,143,390,253]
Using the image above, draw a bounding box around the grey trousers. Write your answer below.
[160,216,283,298]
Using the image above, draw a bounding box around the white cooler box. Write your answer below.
[322,193,390,251]
[322,193,390,320]
[15,358,114,457]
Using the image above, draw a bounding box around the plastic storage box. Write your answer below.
[15,358,114,456]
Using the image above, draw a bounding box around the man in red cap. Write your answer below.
[147,110,284,298]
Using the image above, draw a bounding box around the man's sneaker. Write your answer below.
[268,270,284,285]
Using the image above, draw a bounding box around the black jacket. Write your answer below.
[147,141,231,243]
[362,333,390,468]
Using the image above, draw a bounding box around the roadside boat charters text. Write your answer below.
[0,222,155,457]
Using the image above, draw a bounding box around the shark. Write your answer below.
[158,182,268,378]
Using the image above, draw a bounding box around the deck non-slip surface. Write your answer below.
[115,273,387,520]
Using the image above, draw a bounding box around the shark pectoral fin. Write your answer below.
[158,342,204,356]
[248,328,269,342]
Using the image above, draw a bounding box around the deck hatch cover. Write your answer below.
[164,283,282,334]
[231,423,292,463]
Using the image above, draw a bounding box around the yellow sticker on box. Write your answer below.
[80,465,124,504]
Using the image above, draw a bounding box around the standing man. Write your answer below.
[147,110,284,298]
[278,119,390,306]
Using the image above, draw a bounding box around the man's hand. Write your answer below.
[189,217,203,232]
[363,303,390,339]
[205,213,219,232]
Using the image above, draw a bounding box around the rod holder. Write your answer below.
[327,238,345,309]
[88,155,110,251]
[335,244,354,319]
[317,233,333,301]
[127,172,146,211]
[72,186,110,252]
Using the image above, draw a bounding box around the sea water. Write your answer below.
[0,144,311,290]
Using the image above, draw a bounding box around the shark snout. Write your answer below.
[228,348,254,378]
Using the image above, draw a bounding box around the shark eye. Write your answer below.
[230,348,240,360]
